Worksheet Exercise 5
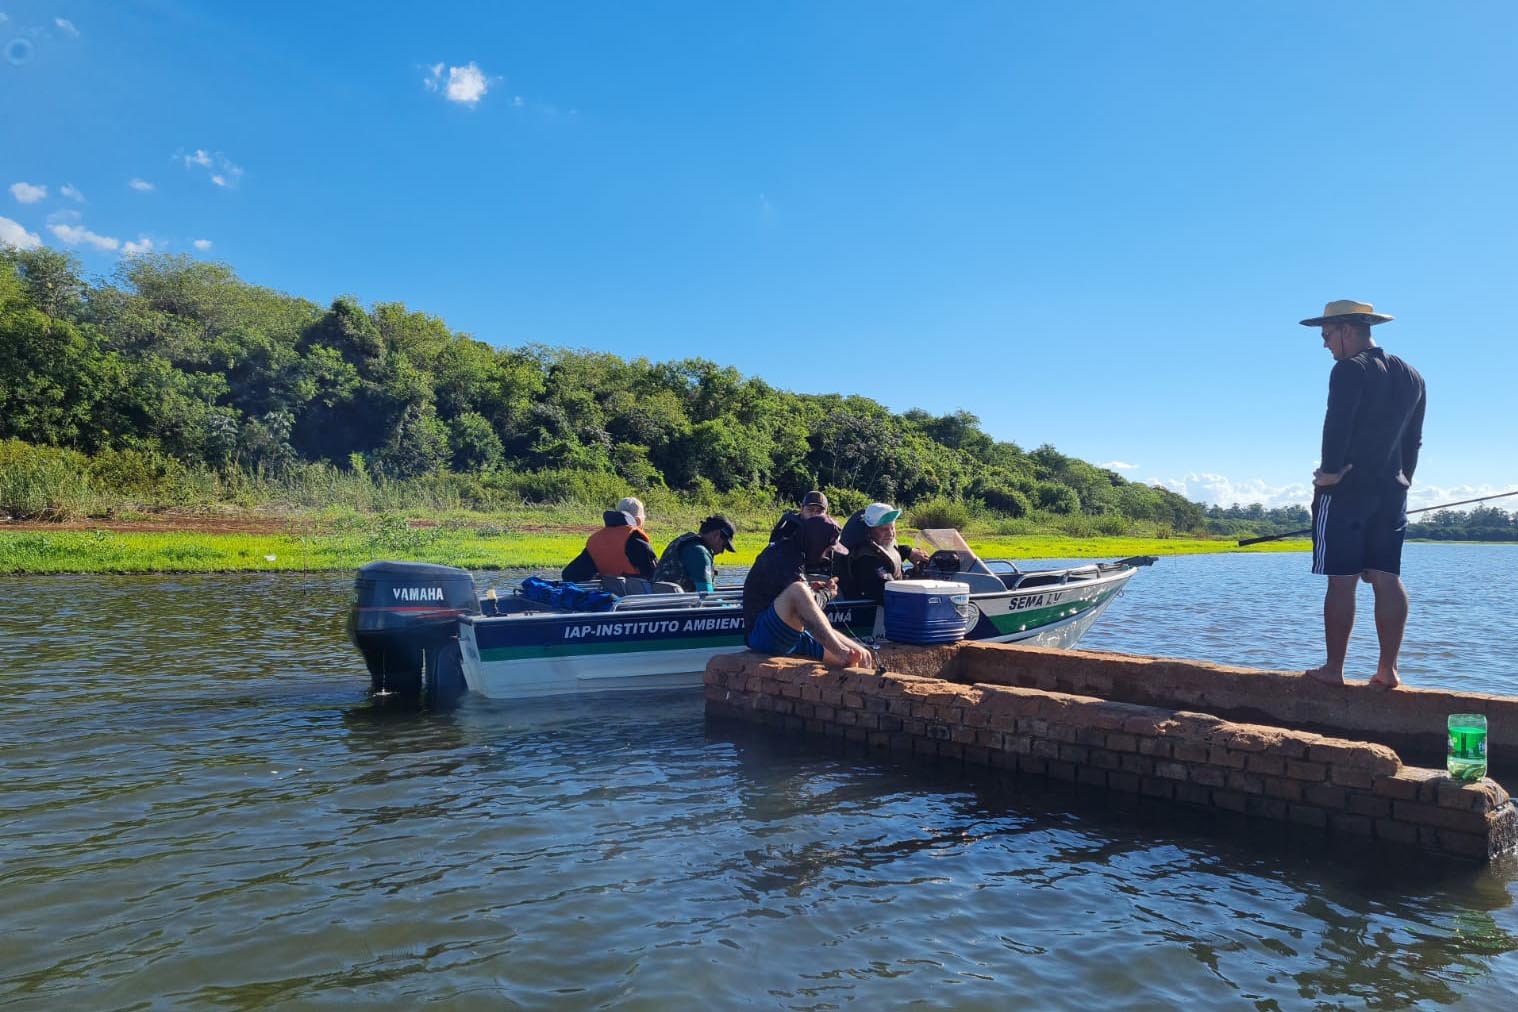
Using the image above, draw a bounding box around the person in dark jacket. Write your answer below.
[743,514,871,667]
[838,502,929,602]
[652,515,735,592]
[562,496,657,582]
[1299,300,1426,690]
[768,490,835,545]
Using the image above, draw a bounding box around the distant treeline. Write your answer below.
[0,248,1213,529]
[1196,501,1518,542]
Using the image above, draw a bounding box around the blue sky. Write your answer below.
[4,1,1515,510]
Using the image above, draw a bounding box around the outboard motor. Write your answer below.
[347,561,480,707]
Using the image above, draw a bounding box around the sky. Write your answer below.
[3,1,1515,511]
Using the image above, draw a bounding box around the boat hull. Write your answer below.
[457,567,1135,700]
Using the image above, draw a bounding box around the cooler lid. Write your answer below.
[883,579,970,596]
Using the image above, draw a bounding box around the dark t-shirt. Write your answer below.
[1321,348,1425,494]
[742,540,807,633]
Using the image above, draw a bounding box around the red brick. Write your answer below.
[1120,753,1153,776]
[1437,779,1510,813]
[1058,744,1090,765]
[1375,818,1419,845]
[950,726,978,745]
[1105,733,1139,753]
[1227,771,1265,795]
[1175,783,1212,806]
[1031,739,1061,759]
[1091,749,1123,771]
[1331,812,1375,836]
[1285,760,1328,782]
[975,730,1004,750]
[1304,784,1346,809]
[1435,830,1490,859]
[1212,789,1247,813]
[1154,760,1188,781]
[1173,742,1210,763]
[1330,767,1374,791]
[1263,778,1303,802]
[1246,797,1288,820]
[1246,755,1287,777]
[1392,801,1491,835]
[1189,766,1227,788]
[1138,738,1172,758]
[1207,747,1249,770]
[1122,714,1166,736]
[1077,767,1109,788]
[1288,805,1328,828]
[1107,771,1140,793]
[1345,793,1392,819]
[1306,741,1400,775]
[1139,777,1175,800]
[1373,770,1435,801]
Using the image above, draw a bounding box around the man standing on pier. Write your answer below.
[1299,300,1426,690]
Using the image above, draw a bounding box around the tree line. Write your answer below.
[2,247,1441,538]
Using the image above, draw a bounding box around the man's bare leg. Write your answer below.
[773,583,871,667]
[1306,575,1357,685]
[1364,569,1407,689]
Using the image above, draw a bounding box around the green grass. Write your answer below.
[0,512,1308,574]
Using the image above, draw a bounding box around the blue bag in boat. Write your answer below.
[519,575,617,613]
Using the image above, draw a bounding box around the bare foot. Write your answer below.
[1305,666,1345,686]
[1368,669,1401,690]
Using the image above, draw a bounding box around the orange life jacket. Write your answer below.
[586,524,650,578]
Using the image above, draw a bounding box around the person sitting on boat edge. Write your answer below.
[743,514,872,668]
[838,502,930,603]
[767,489,837,545]
[561,496,657,583]
[652,515,736,593]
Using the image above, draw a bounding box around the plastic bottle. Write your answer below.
[1447,714,1488,782]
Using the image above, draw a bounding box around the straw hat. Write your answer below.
[1299,300,1394,327]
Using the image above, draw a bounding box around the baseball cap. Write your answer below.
[863,502,901,527]
[801,514,846,564]
[801,490,829,511]
[699,514,736,552]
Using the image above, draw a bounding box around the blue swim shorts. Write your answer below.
[746,604,826,660]
[1312,487,1408,577]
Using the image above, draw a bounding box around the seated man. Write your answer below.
[561,496,657,582]
[652,515,736,592]
[768,489,835,544]
[743,514,872,668]
[838,502,930,603]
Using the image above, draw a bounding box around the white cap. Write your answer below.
[863,502,901,527]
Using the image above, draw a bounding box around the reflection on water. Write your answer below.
[2,551,1518,1007]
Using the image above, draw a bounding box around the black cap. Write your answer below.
[699,515,736,552]
[801,490,829,511]
[801,514,845,564]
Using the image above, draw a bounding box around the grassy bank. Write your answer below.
[0,510,1306,574]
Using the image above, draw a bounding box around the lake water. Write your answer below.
[3,543,1517,1008]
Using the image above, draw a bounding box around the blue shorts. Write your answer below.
[1312,488,1408,577]
[746,604,826,660]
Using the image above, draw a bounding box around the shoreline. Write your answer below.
[0,515,1311,575]
[5,513,1505,576]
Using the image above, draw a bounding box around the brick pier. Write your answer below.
[704,644,1518,862]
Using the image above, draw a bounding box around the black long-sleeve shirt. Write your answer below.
[1321,348,1425,494]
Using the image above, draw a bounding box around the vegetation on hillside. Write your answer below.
[0,248,1207,531]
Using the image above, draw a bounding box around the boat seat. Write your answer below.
[600,577,684,596]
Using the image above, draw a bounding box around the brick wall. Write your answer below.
[705,652,1518,862]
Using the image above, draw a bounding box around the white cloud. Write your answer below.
[48,222,120,252]
[60,183,85,202]
[122,237,155,256]
[192,238,213,251]
[425,61,492,106]
[128,178,155,192]
[0,216,42,250]
[1099,461,1138,471]
[55,18,79,37]
[1153,472,1311,510]
[179,148,243,188]
[10,181,47,204]
[512,95,524,107]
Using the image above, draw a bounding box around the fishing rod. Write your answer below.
[1236,489,1518,547]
